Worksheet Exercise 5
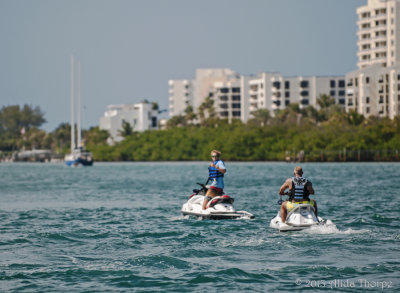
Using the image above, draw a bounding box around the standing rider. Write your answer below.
[202,150,226,210]
[279,166,317,223]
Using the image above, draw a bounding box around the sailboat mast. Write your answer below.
[70,55,76,151]
[77,61,81,149]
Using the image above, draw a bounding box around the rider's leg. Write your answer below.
[313,200,318,218]
[202,189,216,210]
[280,201,287,223]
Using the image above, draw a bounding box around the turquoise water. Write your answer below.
[0,162,399,292]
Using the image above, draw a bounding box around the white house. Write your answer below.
[99,102,158,144]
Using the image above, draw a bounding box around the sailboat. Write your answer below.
[64,56,93,167]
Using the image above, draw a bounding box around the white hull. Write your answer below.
[270,203,325,232]
[181,194,254,220]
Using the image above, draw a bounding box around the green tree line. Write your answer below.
[1,97,400,161]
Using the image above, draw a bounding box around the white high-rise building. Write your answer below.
[347,0,400,118]
[357,0,400,69]
[99,102,158,144]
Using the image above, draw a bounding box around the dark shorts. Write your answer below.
[209,186,223,194]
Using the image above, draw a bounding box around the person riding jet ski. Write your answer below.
[279,166,317,223]
[202,150,226,210]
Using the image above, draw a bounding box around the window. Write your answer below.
[220,88,229,93]
[285,100,290,106]
[285,81,290,89]
[151,117,157,128]
[339,90,345,96]
[273,100,281,106]
[339,99,345,105]
[232,111,241,117]
[366,97,370,104]
[220,111,229,117]
[232,87,240,93]
[285,91,290,98]
[366,77,370,84]
[300,90,309,96]
[220,103,228,109]
[338,80,344,88]
[272,81,281,89]
[366,107,370,114]
[232,95,240,101]
[330,90,336,96]
[300,99,309,105]
[330,80,336,88]
[232,103,241,109]
[300,81,309,88]
[379,96,384,104]
[347,79,353,87]
[220,96,228,101]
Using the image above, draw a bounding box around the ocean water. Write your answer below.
[0,162,399,292]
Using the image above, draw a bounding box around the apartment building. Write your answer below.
[99,102,158,144]
[346,63,400,118]
[347,0,400,118]
[168,79,194,117]
[243,74,346,119]
[211,79,242,123]
[169,69,346,123]
[169,68,241,121]
[357,0,400,69]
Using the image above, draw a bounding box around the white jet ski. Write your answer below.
[270,195,325,232]
[181,183,254,220]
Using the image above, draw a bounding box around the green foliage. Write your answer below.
[1,100,400,162]
[0,104,46,151]
[118,120,134,137]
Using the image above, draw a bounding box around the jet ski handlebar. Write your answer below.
[196,182,207,189]
[277,192,290,205]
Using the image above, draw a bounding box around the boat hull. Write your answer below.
[181,194,254,220]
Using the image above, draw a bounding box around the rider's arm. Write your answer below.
[307,182,315,194]
[279,178,291,195]
[211,162,226,174]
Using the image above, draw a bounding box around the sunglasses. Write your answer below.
[211,155,219,157]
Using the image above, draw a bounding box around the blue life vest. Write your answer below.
[290,177,310,201]
[208,160,225,179]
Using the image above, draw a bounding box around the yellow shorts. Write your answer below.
[286,200,315,212]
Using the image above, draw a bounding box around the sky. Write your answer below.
[0,0,365,132]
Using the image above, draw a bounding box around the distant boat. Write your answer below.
[64,56,93,167]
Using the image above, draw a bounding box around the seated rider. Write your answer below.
[279,166,317,223]
[202,150,226,210]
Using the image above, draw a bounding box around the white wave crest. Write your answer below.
[306,220,370,234]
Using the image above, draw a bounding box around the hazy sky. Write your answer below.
[0,0,365,132]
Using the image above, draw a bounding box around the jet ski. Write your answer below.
[270,194,325,232]
[181,183,254,220]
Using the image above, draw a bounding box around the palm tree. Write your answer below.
[118,120,134,137]
[184,105,197,125]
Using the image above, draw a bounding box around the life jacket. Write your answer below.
[208,160,225,179]
[289,176,310,201]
